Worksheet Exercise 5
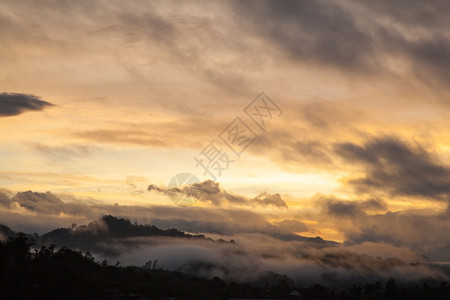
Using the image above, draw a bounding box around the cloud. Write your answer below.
[308,192,450,262]
[11,191,94,217]
[0,92,54,117]
[33,143,91,161]
[247,101,372,172]
[74,129,167,147]
[302,251,407,272]
[231,1,374,71]
[0,191,12,208]
[273,219,309,233]
[148,179,288,208]
[126,175,148,196]
[341,207,450,262]
[6,185,445,268]
[230,0,450,89]
[318,195,388,217]
[115,238,448,287]
[312,193,450,261]
[71,116,222,148]
[252,192,287,209]
[12,191,64,213]
[335,137,450,200]
[146,208,321,244]
[4,210,445,287]
[0,188,315,246]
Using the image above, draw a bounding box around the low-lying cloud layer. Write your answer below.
[1,188,450,287]
[101,235,449,288]
[3,213,448,288]
[316,193,450,262]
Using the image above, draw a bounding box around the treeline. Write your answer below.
[340,279,449,299]
[1,234,450,299]
[0,234,290,299]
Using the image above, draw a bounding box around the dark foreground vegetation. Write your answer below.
[0,231,449,299]
[0,233,292,299]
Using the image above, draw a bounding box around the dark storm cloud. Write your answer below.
[335,137,450,200]
[0,92,54,117]
[230,0,450,87]
[319,195,387,217]
[148,180,289,209]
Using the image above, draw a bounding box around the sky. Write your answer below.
[1,0,450,286]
